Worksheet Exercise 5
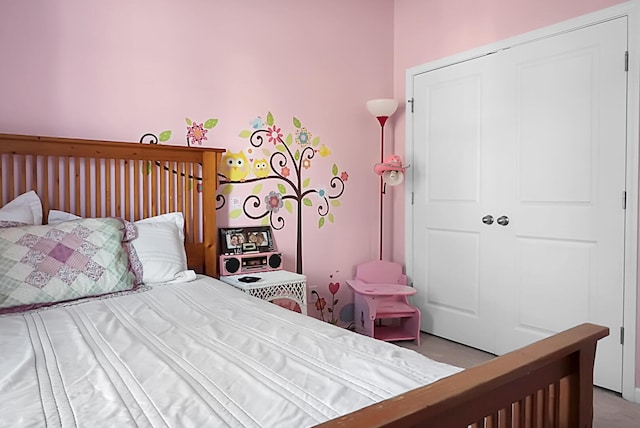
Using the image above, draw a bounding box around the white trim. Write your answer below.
[405,0,639,403]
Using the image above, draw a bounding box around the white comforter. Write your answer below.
[0,276,460,428]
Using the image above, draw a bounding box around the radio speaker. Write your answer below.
[222,256,241,275]
[268,253,282,269]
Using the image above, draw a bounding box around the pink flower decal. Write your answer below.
[315,296,326,311]
[267,125,282,144]
[281,166,290,178]
[340,171,349,181]
[187,122,208,146]
[265,191,283,213]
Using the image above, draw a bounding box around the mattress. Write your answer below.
[0,275,461,428]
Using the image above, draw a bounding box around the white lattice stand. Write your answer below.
[219,270,307,315]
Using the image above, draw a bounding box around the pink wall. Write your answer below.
[0,0,396,327]
[392,0,634,386]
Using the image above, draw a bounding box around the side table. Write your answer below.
[219,270,307,315]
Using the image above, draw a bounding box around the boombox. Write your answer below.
[219,252,283,276]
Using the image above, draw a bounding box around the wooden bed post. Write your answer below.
[568,341,598,427]
[202,151,221,277]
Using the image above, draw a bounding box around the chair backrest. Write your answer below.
[355,260,407,285]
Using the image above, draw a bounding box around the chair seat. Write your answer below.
[376,301,418,317]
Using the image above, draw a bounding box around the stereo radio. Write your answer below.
[219,252,282,276]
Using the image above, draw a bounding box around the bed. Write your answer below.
[0,133,609,427]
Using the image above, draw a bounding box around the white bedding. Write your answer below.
[0,275,461,428]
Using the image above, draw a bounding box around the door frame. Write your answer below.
[405,1,640,402]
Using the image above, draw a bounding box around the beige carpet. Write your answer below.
[397,332,640,427]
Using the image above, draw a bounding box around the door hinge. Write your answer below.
[625,51,629,72]
[620,326,624,345]
[408,98,414,113]
[622,191,627,209]
[411,191,414,205]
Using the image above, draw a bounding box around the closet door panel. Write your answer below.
[497,17,627,392]
[412,54,503,353]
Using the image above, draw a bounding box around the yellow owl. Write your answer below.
[252,158,270,178]
[221,151,250,182]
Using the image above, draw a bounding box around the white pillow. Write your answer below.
[0,191,43,225]
[133,212,190,284]
[47,209,80,224]
[48,210,190,284]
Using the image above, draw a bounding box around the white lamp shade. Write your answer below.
[366,99,398,117]
[382,170,404,186]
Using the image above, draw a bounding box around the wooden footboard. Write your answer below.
[319,323,608,428]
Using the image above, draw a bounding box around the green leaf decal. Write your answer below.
[294,150,300,161]
[204,118,218,129]
[229,209,242,219]
[159,130,172,142]
[267,112,274,126]
[277,183,287,194]
[318,217,325,228]
[145,161,152,175]
[303,198,312,207]
[239,130,252,138]
[286,133,293,146]
[285,200,293,213]
[331,200,341,207]
[276,144,286,153]
[332,164,338,176]
[328,213,335,223]
[262,148,271,157]
[221,184,234,195]
[252,184,263,194]
[188,180,193,190]
[293,117,301,128]
[303,178,310,188]
[312,136,320,147]
[261,216,270,226]
[185,117,193,126]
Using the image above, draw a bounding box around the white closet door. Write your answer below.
[410,17,627,392]
[412,52,508,352]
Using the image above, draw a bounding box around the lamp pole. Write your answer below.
[376,115,389,261]
[366,99,398,262]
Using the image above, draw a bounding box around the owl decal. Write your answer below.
[252,158,270,178]
[221,151,250,182]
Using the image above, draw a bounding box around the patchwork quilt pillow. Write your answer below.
[0,218,135,313]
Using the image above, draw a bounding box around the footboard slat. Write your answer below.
[317,323,608,428]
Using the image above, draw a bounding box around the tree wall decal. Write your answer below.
[216,112,349,274]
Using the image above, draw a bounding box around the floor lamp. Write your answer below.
[366,98,398,260]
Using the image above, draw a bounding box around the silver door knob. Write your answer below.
[482,215,494,225]
[497,215,509,226]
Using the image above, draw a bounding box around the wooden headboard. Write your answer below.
[0,133,224,277]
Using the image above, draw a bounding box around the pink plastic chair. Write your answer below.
[347,260,421,345]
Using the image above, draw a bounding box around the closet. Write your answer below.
[408,17,627,392]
